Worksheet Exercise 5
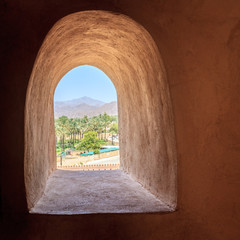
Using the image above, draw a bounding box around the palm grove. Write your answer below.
[55,113,118,154]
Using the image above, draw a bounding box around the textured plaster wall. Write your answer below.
[1,0,240,239]
[25,11,177,210]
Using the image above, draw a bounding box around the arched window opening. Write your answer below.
[24,11,177,214]
[54,65,120,170]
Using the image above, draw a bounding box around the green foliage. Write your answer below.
[54,114,118,154]
[56,147,62,154]
[76,131,101,152]
[101,113,112,128]
[109,123,118,134]
[98,139,107,145]
[93,149,100,154]
[110,115,118,123]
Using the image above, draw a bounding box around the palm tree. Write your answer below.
[88,116,99,132]
[75,118,83,140]
[68,118,78,148]
[101,113,112,140]
[96,115,104,139]
[55,116,70,151]
[81,115,89,137]
[109,123,118,145]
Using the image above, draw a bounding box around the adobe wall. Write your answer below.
[24,11,177,210]
[1,0,240,239]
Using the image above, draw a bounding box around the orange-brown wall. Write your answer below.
[1,0,240,239]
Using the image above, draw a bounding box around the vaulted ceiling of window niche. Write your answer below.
[25,11,177,210]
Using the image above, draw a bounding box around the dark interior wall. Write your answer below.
[0,0,239,239]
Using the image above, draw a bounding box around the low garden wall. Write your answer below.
[79,150,119,162]
[57,150,119,164]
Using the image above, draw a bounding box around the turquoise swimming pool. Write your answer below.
[80,147,119,156]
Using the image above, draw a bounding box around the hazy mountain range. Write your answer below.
[54,96,117,118]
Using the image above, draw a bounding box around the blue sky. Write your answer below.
[54,65,117,103]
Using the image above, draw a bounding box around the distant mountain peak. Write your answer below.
[81,96,92,99]
[54,97,117,118]
[55,96,106,107]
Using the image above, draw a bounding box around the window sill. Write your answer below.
[30,169,173,214]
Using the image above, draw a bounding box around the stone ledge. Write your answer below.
[30,170,172,214]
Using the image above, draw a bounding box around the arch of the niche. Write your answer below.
[24,10,177,211]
